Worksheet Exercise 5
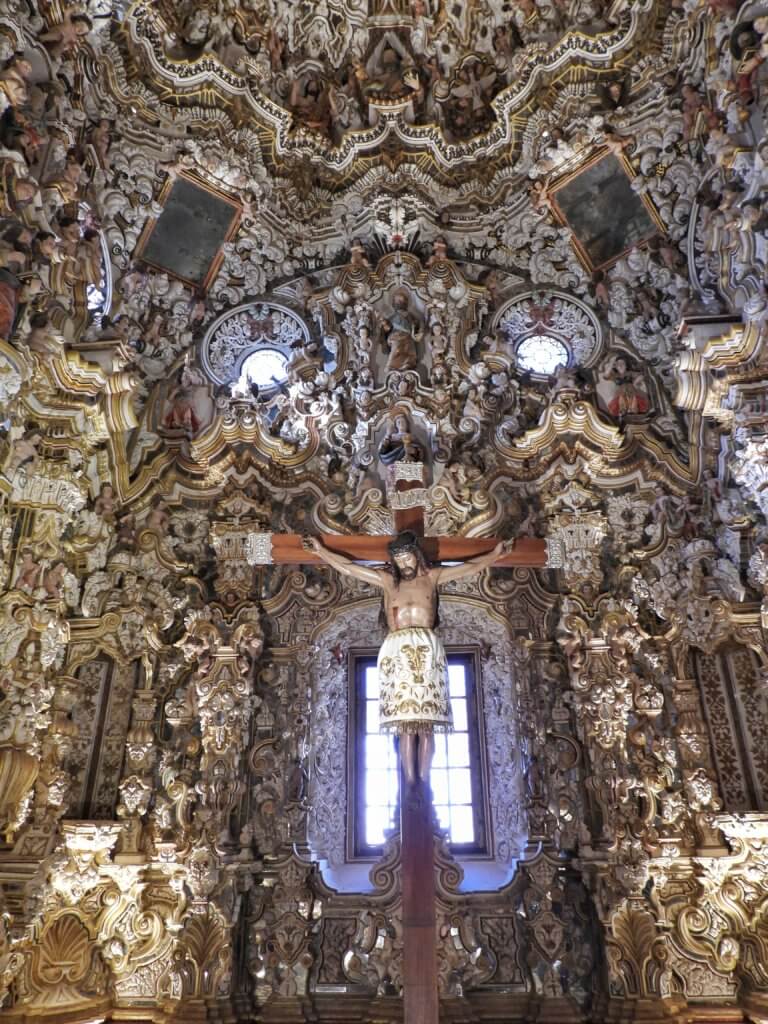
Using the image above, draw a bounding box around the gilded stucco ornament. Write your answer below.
[2,0,768,1018]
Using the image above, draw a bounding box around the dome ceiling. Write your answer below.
[112,0,675,196]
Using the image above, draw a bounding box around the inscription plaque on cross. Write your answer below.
[247,463,547,1023]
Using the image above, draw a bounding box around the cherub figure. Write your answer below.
[14,547,41,592]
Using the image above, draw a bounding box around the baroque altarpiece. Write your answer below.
[1,0,768,1020]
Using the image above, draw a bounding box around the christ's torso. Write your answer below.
[382,571,438,631]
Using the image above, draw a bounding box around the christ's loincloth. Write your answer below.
[377,627,452,735]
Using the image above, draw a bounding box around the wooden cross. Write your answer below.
[247,468,546,1022]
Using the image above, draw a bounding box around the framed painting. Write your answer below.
[549,151,662,271]
[135,173,241,292]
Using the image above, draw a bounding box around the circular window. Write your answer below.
[202,301,310,386]
[516,334,569,375]
[493,291,601,371]
[237,348,288,392]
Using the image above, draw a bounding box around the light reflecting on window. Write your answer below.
[362,665,399,847]
[360,658,478,847]
[237,348,288,391]
[516,333,569,375]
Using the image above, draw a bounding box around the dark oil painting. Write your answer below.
[553,153,658,269]
[139,176,239,287]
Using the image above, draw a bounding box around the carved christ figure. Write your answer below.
[302,531,510,786]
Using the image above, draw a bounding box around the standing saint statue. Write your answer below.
[381,289,422,373]
[302,531,510,785]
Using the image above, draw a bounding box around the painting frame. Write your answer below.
[134,171,241,293]
[548,149,664,272]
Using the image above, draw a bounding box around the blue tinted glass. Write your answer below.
[434,804,450,831]
[431,768,449,805]
[366,805,394,846]
[366,770,391,807]
[360,656,481,850]
[366,734,389,766]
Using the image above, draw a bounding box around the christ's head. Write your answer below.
[387,531,429,584]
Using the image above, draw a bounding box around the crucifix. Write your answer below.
[247,466,547,1023]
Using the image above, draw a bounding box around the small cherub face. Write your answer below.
[38,236,57,257]
[15,180,37,202]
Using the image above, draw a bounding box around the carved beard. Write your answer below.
[399,565,417,581]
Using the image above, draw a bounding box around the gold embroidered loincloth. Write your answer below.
[377,627,452,735]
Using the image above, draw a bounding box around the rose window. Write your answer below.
[515,334,570,375]
[493,290,602,376]
[236,348,289,392]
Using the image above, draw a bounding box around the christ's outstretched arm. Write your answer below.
[434,539,511,584]
[302,535,385,588]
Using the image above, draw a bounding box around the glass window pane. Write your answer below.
[383,737,396,768]
[450,698,468,733]
[432,734,448,769]
[448,663,466,696]
[366,734,389,766]
[238,348,289,389]
[366,805,394,846]
[366,770,390,806]
[434,804,450,831]
[384,770,399,805]
[450,805,475,844]
[447,733,470,768]
[366,701,380,734]
[366,666,380,698]
[431,768,449,805]
[449,768,472,804]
